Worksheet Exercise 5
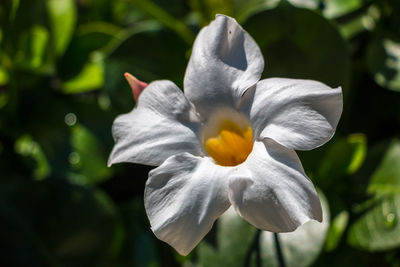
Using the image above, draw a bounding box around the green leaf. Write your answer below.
[9,0,20,21]
[260,189,330,267]
[367,139,400,195]
[130,0,195,44]
[0,66,9,86]
[15,25,51,72]
[57,21,125,80]
[287,0,319,10]
[338,1,381,40]
[46,0,77,57]
[0,179,123,266]
[189,0,234,25]
[233,0,280,24]
[323,0,363,19]
[14,134,51,180]
[338,14,367,39]
[244,2,350,89]
[284,0,363,19]
[348,195,400,251]
[196,207,257,267]
[325,210,349,251]
[61,52,104,94]
[367,35,400,92]
[317,134,367,183]
[69,123,112,185]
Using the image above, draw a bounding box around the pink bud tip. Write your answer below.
[124,72,148,102]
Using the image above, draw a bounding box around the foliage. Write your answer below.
[0,0,400,266]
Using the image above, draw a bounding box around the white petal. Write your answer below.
[247,78,342,150]
[184,15,264,117]
[108,80,202,166]
[145,153,231,255]
[229,139,322,232]
[260,190,330,267]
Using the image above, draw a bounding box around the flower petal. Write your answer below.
[145,153,231,255]
[229,139,322,232]
[108,80,202,166]
[184,15,264,117]
[247,78,342,150]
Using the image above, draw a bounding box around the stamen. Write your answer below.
[203,111,253,166]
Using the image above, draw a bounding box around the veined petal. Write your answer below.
[108,80,202,167]
[247,78,342,150]
[184,15,264,117]
[229,139,322,232]
[145,153,231,255]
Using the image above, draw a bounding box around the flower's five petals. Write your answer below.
[108,81,202,167]
[229,139,322,232]
[145,153,231,255]
[124,72,148,102]
[184,15,264,117]
[248,78,343,150]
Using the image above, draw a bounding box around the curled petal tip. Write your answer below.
[124,72,148,101]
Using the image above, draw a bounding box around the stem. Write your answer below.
[273,233,286,267]
[244,229,261,267]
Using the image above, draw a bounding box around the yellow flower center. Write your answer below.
[202,109,253,166]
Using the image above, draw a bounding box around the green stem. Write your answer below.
[273,232,286,267]
[244,229,261,267]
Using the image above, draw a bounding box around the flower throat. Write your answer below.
[203,110,253,166]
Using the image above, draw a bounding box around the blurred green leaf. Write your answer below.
[234,0,280,24]
[244,2,350,89]
[61,52,104,94]
[323,0,363,19]
[367,139,400,195]
[348,195,400,251]
[77,21,122,40]
[130,0,195,44]
[260,189,330,267]
[339,14,367,39]
[317,134,367,183]
[285,0,365,20]
[46,0,77,57]
[196,207,257,267]
[367,35,400,92]
[0,179,123,266]
[15,25,53,73]
[14,134,51,180]
[111,0,147,25]
[68,123,111,185]
[325,210,349,251]
[287,0,319,10]
[58,21,125,80]
[189,0,234,25]
[0,66,9,86]
[8,0,20,21]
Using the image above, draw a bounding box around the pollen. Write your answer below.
[204,119,253,166]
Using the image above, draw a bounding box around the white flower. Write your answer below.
[108,15,343,256]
